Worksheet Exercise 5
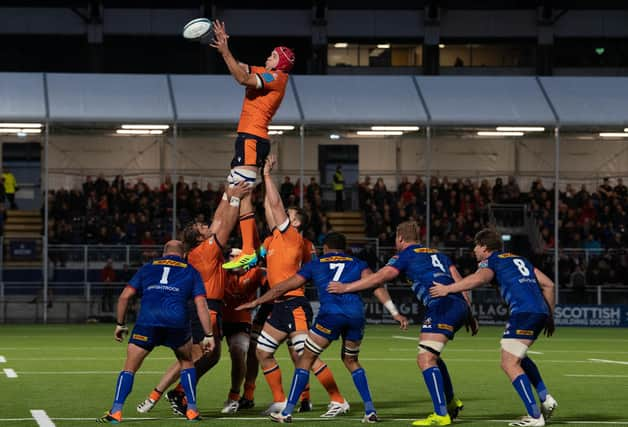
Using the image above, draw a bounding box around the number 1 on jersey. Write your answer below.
[329,263,345,281]
[160,266,171,284]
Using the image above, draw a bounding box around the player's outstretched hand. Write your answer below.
[543,315,555,337]
[114,324,129,342]
[326,281,345,294]
[393,314,409,330]
[235,301,258,311]
[201,334,215,353]
[264,155,277,175]
[429,282,449,298]
[227,181,251,199]
[209,20,229,54]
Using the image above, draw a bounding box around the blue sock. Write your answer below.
[351,368,376,414]
[521,357,548,401]
[180,368,198,412]
[110,371,134,414]
[436,358,454,403]
[282,368,309,416]
[512,374,541,418]
[422,367,447,416]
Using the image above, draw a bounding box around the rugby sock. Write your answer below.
[180,368,198,412]
[110,370,134,415]
[521,357,548,401]
[174,382,188,405]
[351,368,376,414]
[282,368,309,416]
[243,382,256,401]
[299,384,311,401]
[240,213,257,255]
[228,390,240,401]
[512,374,541,418]
[149,388,163,402]
[422,367,447,416]
[436,358,454,403]
[314,363,344,403]
[263,364,286,402]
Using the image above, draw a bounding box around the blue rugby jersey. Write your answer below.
[128,255,205,328]
[297,252,369,318]
[386,244,463,307]
[478,251,548,315]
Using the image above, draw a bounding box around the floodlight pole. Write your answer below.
[172,123,178,239]
[554,126,560,305]
[426,126,432,247]
[43,122,50,324]
[299,125,304,209]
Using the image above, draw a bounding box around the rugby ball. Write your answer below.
[182,18,212,40]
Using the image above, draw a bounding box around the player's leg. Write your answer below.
[287,338,312,411]
[99,326,154,424]
[256,321,289,413]
[240,313,267,409]
[270,332,325,423]
[501,313,547,427]
[222,328,250,413]
[521,356,557,420]
[173,336,202,421]
[341,337,378,423]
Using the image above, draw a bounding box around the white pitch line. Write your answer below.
[566,374,628,378]
[4,368,17,378]
[30,410,55,427]
[527,350,543,354]
[589,358,628,365]
[392,335,417,341]
[0,355,6,362]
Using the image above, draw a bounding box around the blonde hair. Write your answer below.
[396,221,420,243]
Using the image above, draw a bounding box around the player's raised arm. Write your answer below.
[263,155,288,229]
[210,20,260,88]
[236,274,306,311]
[327,265,399,294]
[210,182,251,245]
[430,267,494,298]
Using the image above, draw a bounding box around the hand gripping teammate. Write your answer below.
[210,19,295,271]
[430,229,557,427]
[97,240,214,424]
[238,232,408,423]
[328,221,479,426]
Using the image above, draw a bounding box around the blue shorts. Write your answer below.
[266,297,312,334]
[128,324,191,351]
[311,311,365,342]
[503,312,548,340]
[421,296,469,339]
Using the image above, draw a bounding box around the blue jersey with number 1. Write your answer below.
[479,251,548,315]
[129,255,205,329]
[297,252,368,318]
[386,244,464,307]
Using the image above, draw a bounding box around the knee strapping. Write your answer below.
[289,334,307,356]
[256,331,280,354]
[500,339,529,358]
[228,167,257,187]
[304,336,324,356]
[418,340,445,356]
[343,344,360,358]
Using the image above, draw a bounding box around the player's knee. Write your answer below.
[289,334,307,357]
[417,340,444,369]
[227,167,257,187]
[304,336,324,358]
[417,352,437,370]
[229,333,250,356]
[500,339,528,359]
[256,331,280,359]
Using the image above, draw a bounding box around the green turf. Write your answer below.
[1,324,627,426]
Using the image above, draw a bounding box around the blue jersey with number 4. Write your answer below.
[386,244,463,307]
[129,255,205,328]
[297,252,368,318]
[479,251,548,315]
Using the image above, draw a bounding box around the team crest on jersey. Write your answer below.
[413,248,438,254]
[478,260,489,268]
[153,259,187,268]
[261,72,277,83]
[387,255,399,266]
[423,317,432,328]
[321,256,353,262]
[498,253,518,258]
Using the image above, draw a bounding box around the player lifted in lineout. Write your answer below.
[209,19,295,271]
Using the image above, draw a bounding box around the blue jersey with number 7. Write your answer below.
[297,252,368,318]
[478,251,548,315]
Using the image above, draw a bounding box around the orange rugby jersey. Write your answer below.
[263,226,304,297]
[223,267,265,323]
[237,66,288,140]
[187,237,226,301]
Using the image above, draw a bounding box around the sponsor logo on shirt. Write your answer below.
[437,323,454,332]
[315,323,331,334]
[516,329,534,336]
[413,248,439,254]
[153,259,187,268]
[132,334,148,342]
[498,253,519,258]
[146,285,180,292]
[321,256,353,262]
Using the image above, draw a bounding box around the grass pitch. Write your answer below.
[1,324,627,426]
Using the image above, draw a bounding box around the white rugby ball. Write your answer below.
[182,18,212,40]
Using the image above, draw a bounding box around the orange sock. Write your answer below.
[244,382,256,400]
[299,384,311,401]
[228,391,240,401]
[109,411,122,421]
[263,364,286,402]
[239,213,257,254]
[314,363,344,403]
[149,388,163,402]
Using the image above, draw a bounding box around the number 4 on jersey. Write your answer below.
[431,255,446,273]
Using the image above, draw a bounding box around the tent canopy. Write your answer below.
[0,72,47,121]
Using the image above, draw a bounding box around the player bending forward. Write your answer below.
[238,232,408,423]
[430,229,557,427]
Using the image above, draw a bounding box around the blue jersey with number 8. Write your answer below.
[297,252,368,318]
[479,251,548,315]
[129,255,205,328]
